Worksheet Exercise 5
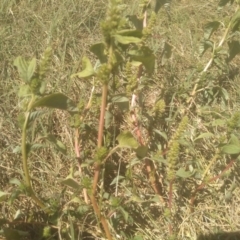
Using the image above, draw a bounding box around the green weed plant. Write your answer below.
[1,0,240,239]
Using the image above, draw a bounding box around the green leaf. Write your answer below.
[61,178,81,190]
[119,206,129,222]
[213,57,227,70]
[18,84,31,98]
[228,41,240,62]
[117,131,139,149]
[0,191,9,202]
[231,9,240,32]
[114,34,141,44]
[204,21,221,40]
[229,134,240,146]
[220,87,229,101]
[105,111,113,129]
[90,43,107,63]
[129,46,155,74]
[39,80,47,95]
[209,119,226,127]
[69,216,75,240]
[161,42,172,65]
[126,15,143,30]
[218,0,234,9]
[14,209,22,220]
[3,228,29,240]
[117,29,143,38]
[153,129,168,141]
[199,40,213,56]
[14,56,29,82]
[111,94,129,111]
[135,146,148,158]
[176,168,194,178]
[151,156,167,164]
[133,235,144,240]
[27,58,37,81]
[221,144,240,154]
[110,175,125,185]
[9,178,22,186]
[42,134,67,155]
[194,132,214,142]
[71,56,94,78]
[31,93,76,111]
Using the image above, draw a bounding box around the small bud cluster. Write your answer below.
[69,114,81,128]
[69,99,86,128]
[29,77,41,95]
[97,63,111,84]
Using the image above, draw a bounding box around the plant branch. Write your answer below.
[190,158,236,211]
[21,96,47,211]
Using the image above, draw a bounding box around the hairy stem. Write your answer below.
[22,100,46,211]
[90,83,112,239]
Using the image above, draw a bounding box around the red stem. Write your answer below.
[190,158,236,211]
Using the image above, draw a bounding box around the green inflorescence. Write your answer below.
[101,0,125,47]
[167,141,180,181]
[77,99,85,112]
[227,111,240,132]
[38,47,52,81]
[142,12,157,43]
[69,114,81,128]
[154,99,166,116]
[95,147,108,163]
[29,77,41,95]
[170,116,188,143]
[167,116,188,181]
[125,62,138,96]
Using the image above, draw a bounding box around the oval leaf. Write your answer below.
[221,144,240,154]
[228,40,240,62]
[14,56,28,82]
[117,131,139,149]
[135,146,148,158]
[114,34,141,44]
[71,56,94,78]
[27,58,37,82]
[129,47,155,74]
[61,178,81,189]
[176,168,194,178]
[31,93,76,111]
[90,43,107,63]
[117,29,143,38]
[194,132,214,142]
[0,191,9,202]
[204,21,221,40]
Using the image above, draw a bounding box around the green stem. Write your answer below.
[22,112,31,188]
[97,85,108,148]
[21,96,46,211]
